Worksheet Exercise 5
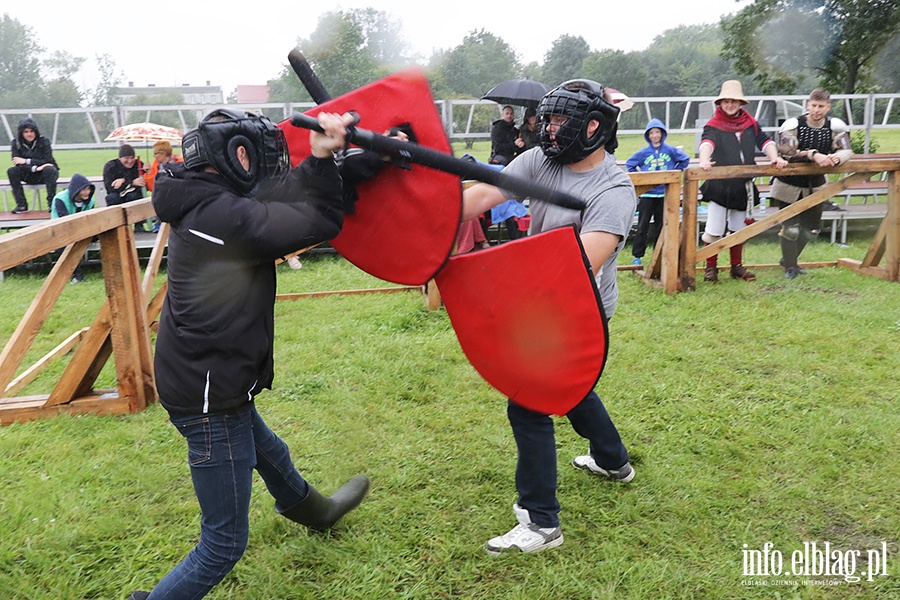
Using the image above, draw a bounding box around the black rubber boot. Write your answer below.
[127,592,150,600]
[275,475,370,531]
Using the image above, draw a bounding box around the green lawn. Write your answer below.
[1,237,898,599]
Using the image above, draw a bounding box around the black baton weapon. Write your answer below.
[288,49,332,104]
[291,113,586,211]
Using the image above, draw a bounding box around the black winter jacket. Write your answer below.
[10,117,57,169]
[152,157,344,414]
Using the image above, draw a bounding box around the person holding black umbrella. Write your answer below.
[489,105,519,166]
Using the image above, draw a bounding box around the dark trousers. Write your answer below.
[632,195,664,258]
[106,187,143,206]
[7,164,58,209]
[778,200,824,268]
[507,390,629,528]
[147,403,310,599]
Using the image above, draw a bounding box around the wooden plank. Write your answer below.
[695,173,871,264]
[0,238,91,392]
[47,303,112,406]
[276,286,420,301]
[661,181,681,294]
[1,393,132,426]
[683,158,900,181]
[99,227,156,412]
[0,203,141,270]
[885,171,900,281]
[837,258,892,280]
[680,179,699,291]
[861,214,889,268]
[5,329,87,396]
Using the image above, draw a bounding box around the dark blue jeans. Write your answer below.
[147,403,309,599]
[507,390,629,528]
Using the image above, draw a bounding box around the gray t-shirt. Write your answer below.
[500,148,637,317]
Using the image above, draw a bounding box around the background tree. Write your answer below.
[642,24,733,97]
[268,9,405,103]
[438,30,519,98]
[582,49,648,96]
[541,35,591,86]
[722,0,900,94]
[0,14,44,108]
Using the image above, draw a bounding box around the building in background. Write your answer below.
[110,82,224,105]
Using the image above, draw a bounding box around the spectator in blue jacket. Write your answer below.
[625,118,690,265]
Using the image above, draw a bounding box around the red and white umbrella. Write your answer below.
[105,122,183,143]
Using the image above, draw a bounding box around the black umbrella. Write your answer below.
[482,79,550,108]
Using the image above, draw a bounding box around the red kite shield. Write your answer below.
[434,227,609,415]
[279,68,461,286]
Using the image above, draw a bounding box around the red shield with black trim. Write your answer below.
[434,227,609,415]
[279,68,461,286]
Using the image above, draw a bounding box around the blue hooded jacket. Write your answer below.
[625,118,691,197]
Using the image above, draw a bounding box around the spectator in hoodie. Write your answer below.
[8,117,59,214]
[50,173,96,283]
[625,119,691,265]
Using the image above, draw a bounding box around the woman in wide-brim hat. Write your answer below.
[697,79,788,283]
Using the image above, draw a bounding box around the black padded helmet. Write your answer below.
[537,79,620,164]
[182,109,289,193]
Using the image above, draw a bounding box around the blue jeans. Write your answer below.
[147,403,309,599]
[507,390,629,528]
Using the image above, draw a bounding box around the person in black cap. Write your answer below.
[103,143,146,207]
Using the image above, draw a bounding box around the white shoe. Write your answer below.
[287,256,302,270]
[571,455,635,482]
[485,504,563,555]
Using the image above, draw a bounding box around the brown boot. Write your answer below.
[704,266,719,283]
[730,264,756,281]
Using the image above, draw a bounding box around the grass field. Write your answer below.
[1,232,898,599]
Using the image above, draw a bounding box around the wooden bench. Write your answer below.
[0,176,106,212]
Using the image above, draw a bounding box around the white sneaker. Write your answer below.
[287,256,302,270]
[571,455,635,482]
[485,504,563,555]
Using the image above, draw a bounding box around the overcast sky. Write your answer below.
[9,0,752,95]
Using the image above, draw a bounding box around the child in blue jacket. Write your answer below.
[625,118,690,265]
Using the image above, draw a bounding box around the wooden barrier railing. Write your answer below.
[0,199,165,424]
[635,156,899,293]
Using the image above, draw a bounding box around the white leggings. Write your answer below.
[703,203,747,241]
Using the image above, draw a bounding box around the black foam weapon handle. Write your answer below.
[291,113,586,211]
[287,49,332,104]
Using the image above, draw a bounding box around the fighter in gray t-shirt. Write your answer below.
[500,146,635,317]
[462,79,638,555]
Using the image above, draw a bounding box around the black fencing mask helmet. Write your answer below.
[538,79,620,164]
[182,109,289,193]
